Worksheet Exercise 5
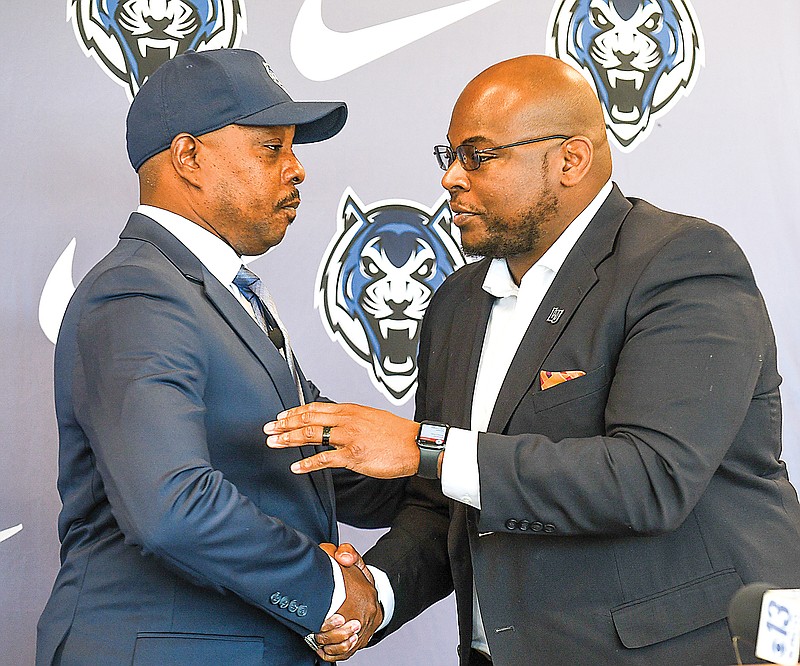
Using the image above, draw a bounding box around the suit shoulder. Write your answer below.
[79,239,189,300]
[625,198,736,245]
[621,198,749,266]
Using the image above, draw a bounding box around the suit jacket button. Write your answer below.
[279,596,290,609]
[505,519,517,530]
[270,592,282,605]
[531,521,544,532]
[297,605,308,617]
[544,523,556,533]
[518,520,530,531]
[289,600,299,613]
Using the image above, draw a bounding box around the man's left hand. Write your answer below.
[264,402,419,478]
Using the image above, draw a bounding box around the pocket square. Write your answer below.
[540,370,586,390]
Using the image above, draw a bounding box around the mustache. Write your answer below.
[277,189,301,207]
[448,199,481,215]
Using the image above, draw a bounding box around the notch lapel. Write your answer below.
[442,263,494,429]
[487,250,597,432]
[205,277,335,527]
[487,185,633,433]
[203,275,301,409]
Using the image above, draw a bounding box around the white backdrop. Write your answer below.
[1,2,798,664]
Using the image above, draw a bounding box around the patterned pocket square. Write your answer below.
[539,370,586,390]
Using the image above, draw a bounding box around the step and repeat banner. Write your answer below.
[1,1,798,663]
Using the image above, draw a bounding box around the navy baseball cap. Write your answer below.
[126,48,348,170]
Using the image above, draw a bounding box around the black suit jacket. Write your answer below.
[367,185,800,664]
[37,214,404,665]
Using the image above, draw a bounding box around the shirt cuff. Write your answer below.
[325,554,346,619]
[367,565,395,631]
[441,427,481,509]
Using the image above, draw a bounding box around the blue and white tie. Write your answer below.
[233,265,305,405]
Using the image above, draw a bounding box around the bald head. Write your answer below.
[454,55,612,183]
[442,55,613,283]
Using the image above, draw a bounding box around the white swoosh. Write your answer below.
[0,524,23,544]
[39,239,77,344]
[291,0,506,81]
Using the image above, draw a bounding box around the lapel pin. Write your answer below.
[546,307,564,324]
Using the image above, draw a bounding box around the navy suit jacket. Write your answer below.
[37,213,403,665]
[366,185,800,665]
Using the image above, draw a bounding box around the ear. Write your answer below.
[559,136,593,187]
[170,133,203,187]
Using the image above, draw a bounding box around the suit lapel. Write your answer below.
[487,185,633,433]
[443,263,494,429]
[487,250,597,432]
[202,274,301,408]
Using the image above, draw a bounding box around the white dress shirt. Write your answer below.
[136,205,394,629]
[437,180,612,655]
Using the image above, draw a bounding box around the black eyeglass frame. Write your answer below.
[433,134,571,171]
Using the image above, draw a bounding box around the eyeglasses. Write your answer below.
[433,135,570,171]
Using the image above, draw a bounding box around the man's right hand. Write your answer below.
[314,543,382,662]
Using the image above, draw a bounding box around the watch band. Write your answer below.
[416,421,449,479]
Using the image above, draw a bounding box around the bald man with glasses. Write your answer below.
[266,54,800,665]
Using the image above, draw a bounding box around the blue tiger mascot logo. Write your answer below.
[68,0,246,100]
[547,0,704,151]
[316,188,465,405]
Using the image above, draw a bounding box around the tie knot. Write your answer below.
[234,266,260,292]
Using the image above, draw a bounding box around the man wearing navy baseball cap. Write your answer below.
[37,48,402,665]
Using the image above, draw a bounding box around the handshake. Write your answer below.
[310,542,384,662]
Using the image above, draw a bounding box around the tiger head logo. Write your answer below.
[68,0,246,100]
[316,188,465,405]
[547,0,704,152]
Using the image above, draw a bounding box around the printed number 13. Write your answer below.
[767,600,791,636]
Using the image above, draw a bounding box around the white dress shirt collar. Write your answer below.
[481,179,613,299]
[137,204,243,288]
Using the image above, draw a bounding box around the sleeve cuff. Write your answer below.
[441,427,481,509]
[325,554,346,620]
[367,565,394,631]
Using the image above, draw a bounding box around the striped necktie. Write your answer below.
[233,266,305,405]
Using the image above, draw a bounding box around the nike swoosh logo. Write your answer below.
[291,0,506,81]
[0,524,23,544]
[39,238,77,344]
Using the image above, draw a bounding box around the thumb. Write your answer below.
[333,542,362,568]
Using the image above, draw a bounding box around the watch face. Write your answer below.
[420,422,447,445]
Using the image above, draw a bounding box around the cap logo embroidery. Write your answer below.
[264,62,287,92]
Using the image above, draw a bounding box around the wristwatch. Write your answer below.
[416,421,449,479]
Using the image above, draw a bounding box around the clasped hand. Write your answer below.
[312,543,381,662]
[264,402,420,478]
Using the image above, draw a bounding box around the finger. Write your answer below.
[319,542,337,558]
[319,613,345,632]
[290,449,349,474]
[264,402,345,434]
[266,424,332,449]
[321,633,359,658]
[278,402,343,420]
[316,619,361,644]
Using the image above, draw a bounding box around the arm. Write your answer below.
[75,262,373,637]
[264,223,769,536]
[475,223,769,535]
